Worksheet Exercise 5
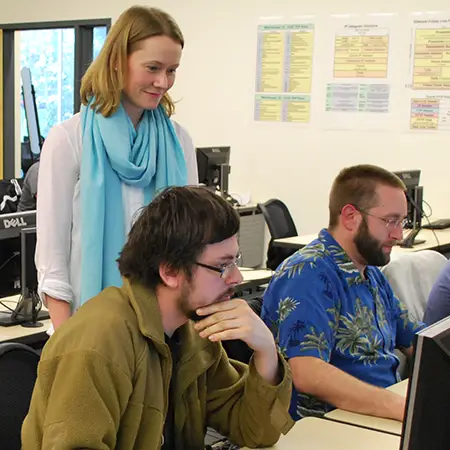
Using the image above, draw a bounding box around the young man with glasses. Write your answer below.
[22,186,293,450]
[261,164,424,423]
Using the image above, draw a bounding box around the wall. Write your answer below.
[2,0,450,234]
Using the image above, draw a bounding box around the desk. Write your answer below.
[0,295,50,348]
[238,267,273,291]
[274,228,450,255]
[324,379,408,436]
[241,417,400,449]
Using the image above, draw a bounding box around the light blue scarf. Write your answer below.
[79,99,188,305]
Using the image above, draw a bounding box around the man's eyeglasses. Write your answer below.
[355,206,407,229]
[195,253,242,279]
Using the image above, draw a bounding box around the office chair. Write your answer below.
[381,250,447,379]
[222,295,263,364]
[0,342,40,450]
[257,199,298,271]
[382,250,447,323]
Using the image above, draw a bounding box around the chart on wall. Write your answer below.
[323,13,398,131]
[254,23,315,124]
[406,13,450,132]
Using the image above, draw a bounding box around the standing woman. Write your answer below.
[36,6,198,330]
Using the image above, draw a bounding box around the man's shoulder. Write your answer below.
[42,287,145,369]
[273,240,335,282]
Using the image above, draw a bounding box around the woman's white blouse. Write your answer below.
[36,113,198,312]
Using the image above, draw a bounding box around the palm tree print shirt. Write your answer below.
[261,228,424,420]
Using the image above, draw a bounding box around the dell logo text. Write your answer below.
[3,217,28,229]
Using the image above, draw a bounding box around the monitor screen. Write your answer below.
[196,146,231,192]
[0,237,21,298]
[0,226,37,298]
[400,316,450,449]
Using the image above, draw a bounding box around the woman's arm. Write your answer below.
[36,122,79,329]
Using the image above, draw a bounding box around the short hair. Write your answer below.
[328,164,406,229]
[80,6,184,118]
[117,186,240,289]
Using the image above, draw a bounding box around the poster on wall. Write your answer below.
[254,22,315,124]
[323,13,398,131]
[405,13,450,132]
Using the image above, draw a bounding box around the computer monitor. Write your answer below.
[0,210,37,298]
[0,227,48,327]
[393,170,425,248]
[400,316,450,449]
[393,170,422,228]
[196,146,231,194]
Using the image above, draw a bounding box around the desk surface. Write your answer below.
[274,228,450,253]
[242,417,401,450]
[240,267,273,282]
[324,379,408,436]
[0,295,51,344]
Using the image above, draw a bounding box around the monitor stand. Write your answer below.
[399,228,425,248]
[0,293,49,327]
[0,309,49,327]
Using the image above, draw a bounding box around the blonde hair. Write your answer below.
[80,5,184,117]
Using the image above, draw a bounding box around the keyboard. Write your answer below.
[423,219,450,230]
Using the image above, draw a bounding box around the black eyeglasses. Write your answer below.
[195,253,242,279]
[354,206,407,229]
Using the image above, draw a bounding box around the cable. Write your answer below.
[0,251,20,272]
[0,300,16,314]
[422,200,433,218]
[421,199,440,252]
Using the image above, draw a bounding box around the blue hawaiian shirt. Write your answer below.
[261,228,424,421]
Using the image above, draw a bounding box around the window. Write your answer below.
[93,26,107,60]
[20,28,75,141]
[0,18,111,179]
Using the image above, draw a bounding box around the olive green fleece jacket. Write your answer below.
[22,279,293,449]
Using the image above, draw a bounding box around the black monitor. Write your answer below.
[0,227,49,327]
[196,146,231,194]
[393,170,425,248]
[0,210,37,298]
[393,170,422,228]
[400,316,450,449]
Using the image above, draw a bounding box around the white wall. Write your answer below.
[3,0,450,234]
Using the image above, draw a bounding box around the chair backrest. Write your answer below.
[0,342,40,450]
[381,250,448,322]
[257,199,298,270]
[222,296,263,364]
[257,199,297,240]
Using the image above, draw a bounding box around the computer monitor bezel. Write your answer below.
[393,170,421,190]
[0,210,36,240]
[20,227,38,298]
[400,316,450,449]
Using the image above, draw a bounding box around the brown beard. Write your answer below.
[185,287,236,322]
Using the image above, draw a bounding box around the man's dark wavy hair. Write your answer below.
[117,186,240,289]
